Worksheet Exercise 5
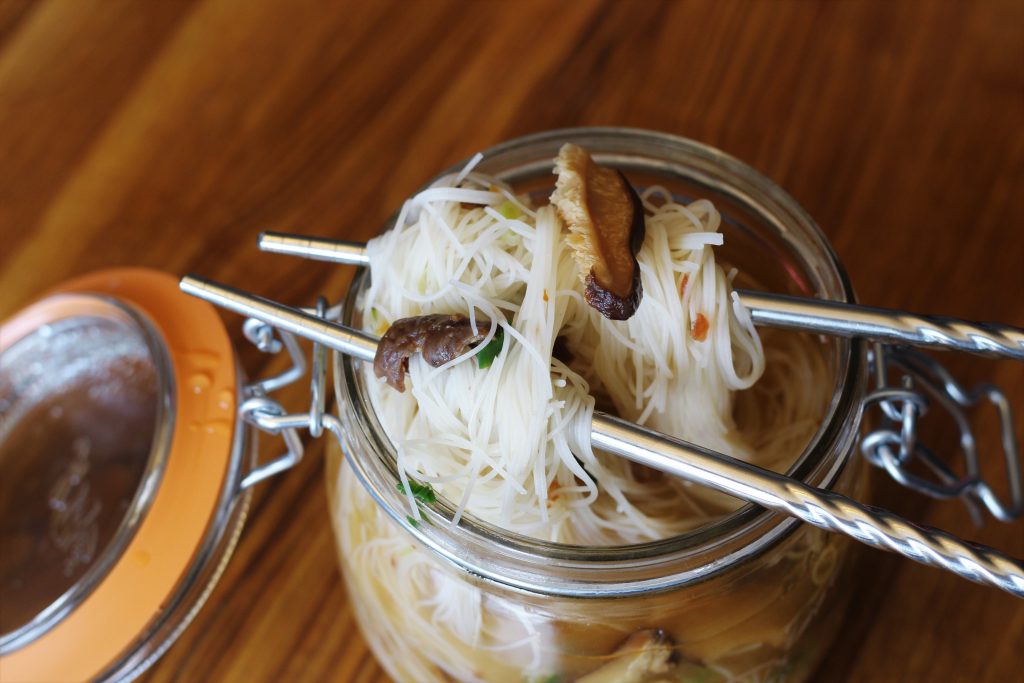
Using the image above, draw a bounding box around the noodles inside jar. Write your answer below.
[357,161,828,544]
[334,148,840,683]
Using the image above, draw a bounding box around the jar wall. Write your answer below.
[327,443,866,683]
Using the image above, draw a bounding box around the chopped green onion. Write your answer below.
[405,515,421,529]
[476,330,504,369]
[397,480,437,504]
[497,200,522,220]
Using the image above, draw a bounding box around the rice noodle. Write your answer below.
[358,173,827,544]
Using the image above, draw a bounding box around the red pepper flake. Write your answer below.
[543,289,549,302]
[691,313,709,341]
[679,274,689,296]
[547,480,561,507]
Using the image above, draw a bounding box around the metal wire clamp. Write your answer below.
[861,343,1022,525]
[236,297,340,490]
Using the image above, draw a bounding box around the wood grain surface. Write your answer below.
[2,0,1022,681]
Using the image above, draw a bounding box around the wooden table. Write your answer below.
[2,1,1022,680]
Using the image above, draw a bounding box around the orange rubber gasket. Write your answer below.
[0,268,238,682]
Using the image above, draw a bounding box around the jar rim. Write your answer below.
[334,126,866,597]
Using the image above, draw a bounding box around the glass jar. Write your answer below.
[327,128,868,683]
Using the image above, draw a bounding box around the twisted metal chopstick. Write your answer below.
[258,232,1024,361]
[741,292,1024,360]
[592,413,1024,597]
[179,275,1024,597]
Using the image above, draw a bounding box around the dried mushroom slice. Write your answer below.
[577,629,679,683]
[373,314,488,391]
[551,143,646,320]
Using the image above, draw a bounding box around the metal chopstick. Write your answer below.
[179,275,1024,597]
[258,231,1024,361]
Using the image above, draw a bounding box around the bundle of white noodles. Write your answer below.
[358,164,827,544]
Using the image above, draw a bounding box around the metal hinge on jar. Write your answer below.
[861,343,1023,524]
[235,297,346,490]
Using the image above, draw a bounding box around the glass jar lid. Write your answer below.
[0,293,172,647]
[0,269,248,682]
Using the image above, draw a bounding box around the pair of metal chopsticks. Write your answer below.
[258,232,1024,361]
[179,232,1024,597]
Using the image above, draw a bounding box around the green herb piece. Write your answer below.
[397,480,437,504]
[497,199,522,220]
[476,330,504,369]
[406,515,421,529]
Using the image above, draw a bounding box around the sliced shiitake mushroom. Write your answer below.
[577,629,679,683]
[373,314,488,391]
[551,143,646,320]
